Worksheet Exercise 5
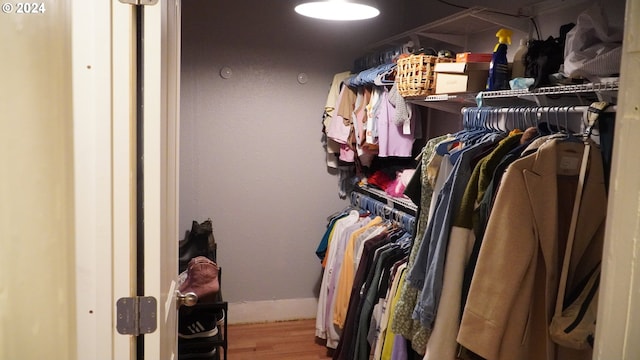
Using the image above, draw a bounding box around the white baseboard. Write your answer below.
[227,297,318,325]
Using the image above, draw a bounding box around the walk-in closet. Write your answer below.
[181,0,630,359]
[7,0,640,359]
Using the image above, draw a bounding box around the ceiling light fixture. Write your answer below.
[295,0,380,21]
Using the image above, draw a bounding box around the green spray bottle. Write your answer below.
[487,28,512,91]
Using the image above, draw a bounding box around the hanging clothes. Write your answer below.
[457,138,607,360]
[323,91,614,360]
[423,131,524,360]
[333,216,385,328]
[316,210,361,343]
[406,128,504,330]
[372,262,407,359]
[334,232,411,360]
[376,87,416,158]
[391,133,452,355]
[315,191,417,359]
[324,71,354,168]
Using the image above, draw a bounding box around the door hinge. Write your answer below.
[118,0,158,5]
[116,296,158,335]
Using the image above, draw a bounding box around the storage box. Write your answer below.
[456,52,493,63]
[434,62,490,94]
[395,54,456,97]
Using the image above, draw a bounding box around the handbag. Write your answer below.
[548,142,600,349]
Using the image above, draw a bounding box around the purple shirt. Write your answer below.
[377,89,415,158]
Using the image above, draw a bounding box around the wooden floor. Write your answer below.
[227,319,333,360]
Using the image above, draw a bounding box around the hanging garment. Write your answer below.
[365,87,383,146]
[354,243,408,360]
[316,211,350,263]
[374,263,407,360]
[368,260,408,358]
[391,134,452,355]
[380,268,408,360]
[326,85,357,163]
[377,88,415,158]
[407,132,503,330]
[388,82,414,135]
[458,138,607,360]
[333,235,395,360]
[316,211,361,341]
[353,86,377,167]
[333,217,384,328]
[462,133,551,312]
[423,133,523,360]
[325,218,372,348]
[319,189,418,355]
[324,71,353,168]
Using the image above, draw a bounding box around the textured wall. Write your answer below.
[180,0,407,302]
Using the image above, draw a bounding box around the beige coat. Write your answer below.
[457,138,606,360]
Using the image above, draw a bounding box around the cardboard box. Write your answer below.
[456,52,493,63]
[434,62,490,94]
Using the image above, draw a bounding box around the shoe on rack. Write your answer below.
[179,220,217,272]
[179,221,207,257]
[178,308,219,339]
[178,343,217,360]
[215,308,225,327]
[179,256,220,303]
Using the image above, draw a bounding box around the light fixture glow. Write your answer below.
[295,1,380,21]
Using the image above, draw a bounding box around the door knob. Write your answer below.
[176,290,198,307]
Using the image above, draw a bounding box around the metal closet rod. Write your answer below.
[350,191,416,232]
[461,105,617,114]
[460,105,617,132]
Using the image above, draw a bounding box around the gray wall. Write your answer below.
[180,0,625,303]
[180,0,407,302]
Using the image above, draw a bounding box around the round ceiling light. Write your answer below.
[295,1,380,21]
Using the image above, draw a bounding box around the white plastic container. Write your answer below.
[511,38,528,79]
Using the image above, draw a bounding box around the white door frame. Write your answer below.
[143,0,182,358]
[594,0,640,358]
[73,0,133,358]
[73,0,180,359]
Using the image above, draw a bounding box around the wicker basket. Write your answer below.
[396,54,455,97]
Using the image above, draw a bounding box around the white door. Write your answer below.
[140,0,182,359]
[74,0,182,359]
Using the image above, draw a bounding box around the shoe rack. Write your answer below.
[179,301,228,359]
[178,220,227,360]
[178,268,228,360]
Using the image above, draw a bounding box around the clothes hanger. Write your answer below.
[437,107,483,157]
[401,213,415,235]
[523,106,533,130]
[448,109,489,164]
[515,106,529,132]
[476,107,502,142]
[555,105,585,143]
[504,107,514,132]
[460,108,488,141]
[493,108,502,132]
[517,106,528,132]
[326,206,353,222]
[516,107,524,130]
[522,107,532,130]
